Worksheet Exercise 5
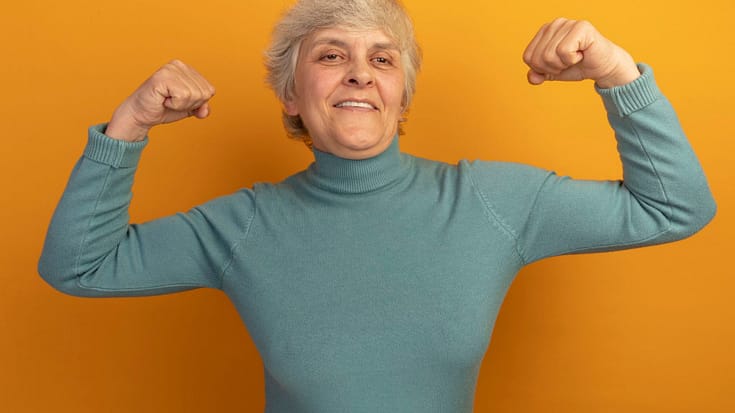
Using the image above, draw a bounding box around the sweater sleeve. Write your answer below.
[467,64,716,265]
[38,124,255,297]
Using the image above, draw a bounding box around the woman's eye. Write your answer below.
[373,57,390,65]
[321,53,340,61]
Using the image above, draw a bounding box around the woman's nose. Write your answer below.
[344,60,374,87]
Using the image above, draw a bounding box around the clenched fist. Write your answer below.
[105,60,216,142]
[523,18,640,88]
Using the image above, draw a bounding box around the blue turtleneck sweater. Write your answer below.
[39,64,715,412]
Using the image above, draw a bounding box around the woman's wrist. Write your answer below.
[104,106,150,142]
[595,50,641,89]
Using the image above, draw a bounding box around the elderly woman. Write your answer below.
[39,0,715,411]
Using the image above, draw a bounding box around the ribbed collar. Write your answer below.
[305,137,409,194]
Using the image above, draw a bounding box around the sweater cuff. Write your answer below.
[595,63,662,118]
[84,123,148,168]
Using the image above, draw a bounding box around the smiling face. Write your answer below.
[283,27,406,159]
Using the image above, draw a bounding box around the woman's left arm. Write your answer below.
[509,18,717,263]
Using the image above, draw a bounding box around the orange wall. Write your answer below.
[2,0,733,412]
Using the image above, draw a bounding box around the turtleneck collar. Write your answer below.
[304,137,410,194]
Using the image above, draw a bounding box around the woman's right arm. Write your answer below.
[38,61,253,297]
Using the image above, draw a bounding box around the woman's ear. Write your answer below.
[283,98,299,116]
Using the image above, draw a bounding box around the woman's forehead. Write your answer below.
[302,27,400,51]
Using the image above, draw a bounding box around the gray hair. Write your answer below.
[265,0,422,144]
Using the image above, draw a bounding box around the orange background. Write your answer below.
[2,0,733,412]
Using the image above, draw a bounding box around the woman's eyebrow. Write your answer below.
[371,42,400,53]
[310,38,349,49]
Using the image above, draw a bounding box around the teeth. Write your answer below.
[335,101,374,109]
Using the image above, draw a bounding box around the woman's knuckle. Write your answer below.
[178,88,192,101]
[542,49,557,62]
[522,50,532,64]
[532,54,546,67]
[576,20,593,32]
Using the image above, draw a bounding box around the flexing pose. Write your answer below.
[40,1,715,411]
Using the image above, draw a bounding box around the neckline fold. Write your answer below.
[305,137,409,194]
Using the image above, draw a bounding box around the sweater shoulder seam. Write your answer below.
[218,190,257,289]
[465,163,527,264]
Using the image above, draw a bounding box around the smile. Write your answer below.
[333,100,378,110]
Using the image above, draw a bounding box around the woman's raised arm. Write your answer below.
[38,61,253,297]
[469,19,715,263]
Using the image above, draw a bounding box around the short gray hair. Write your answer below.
[265,0,422,144]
